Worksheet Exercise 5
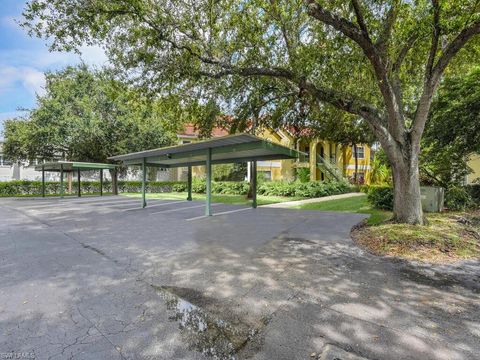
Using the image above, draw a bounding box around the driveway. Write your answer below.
[0,196,479,360]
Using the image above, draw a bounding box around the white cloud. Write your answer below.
[0,65,45,96]
[78,45,109,66]
[0,45,108,70]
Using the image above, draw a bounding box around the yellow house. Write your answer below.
[168,124,372,184]
[256,127,372,184]
[466,154,480,184]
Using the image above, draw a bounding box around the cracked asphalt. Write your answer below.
[0,195,479,360]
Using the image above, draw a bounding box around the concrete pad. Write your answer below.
[0,195,479,360]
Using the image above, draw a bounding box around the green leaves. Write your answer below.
[3,65,181,163]
[421,66,480,186]
[20,0,480,144]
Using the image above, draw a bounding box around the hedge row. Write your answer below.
[117,181,186,193]
[182,180,352,198]
[0,180,186,196]
[366,184,480,211]
[258,180,352,198]
[0,179,352,199]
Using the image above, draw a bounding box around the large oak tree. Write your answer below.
[22,0,480,224]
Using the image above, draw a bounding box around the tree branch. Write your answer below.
[376,1,398,57]
[306,1,405,144]
[432,19,480,83]
[351,0,371,42]
[392,32,418,73]
[198,66,295,80]
[425,0,441,78]
[306,1,372,52]
[199,64,389,142]
[413,18,480,145]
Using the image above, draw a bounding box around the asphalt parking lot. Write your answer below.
[0,195,479,360]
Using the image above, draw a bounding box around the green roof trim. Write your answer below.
[35,161,117,172]
[109,133,305,168]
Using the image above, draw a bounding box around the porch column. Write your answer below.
[77,170,81,197]
[100,169,103,196]
[310,142,318,181]
[41,165,45,198]
[205,148,212,216]
[187,166,192,201]
[60,164,64,199]
[142,158,147,208]
[251,160,257,209]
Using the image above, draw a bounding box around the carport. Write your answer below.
[35,161,117,198]
[109,134,304,216]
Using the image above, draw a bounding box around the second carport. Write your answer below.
[109,133,304,216]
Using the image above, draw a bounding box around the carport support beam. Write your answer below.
[77,170,81,197]
[252,160,257,208]
[187,166,192,201]
[60,164,64,199]
[100,169,103,196]
[41,165,45,197]
[206,148,212,216]
[142,157,147,208]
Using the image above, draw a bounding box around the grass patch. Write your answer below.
[295,194,391,225]
[352,211,480,263]
[122,192,304,206]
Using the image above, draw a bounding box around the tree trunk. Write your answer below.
[390,152,424,225]
[110,169,118,195]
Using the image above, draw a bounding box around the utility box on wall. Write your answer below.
[421,186,445,212]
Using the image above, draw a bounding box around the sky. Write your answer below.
[0,0,108,136]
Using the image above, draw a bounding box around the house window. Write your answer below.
[0,155,12,166]
[259,170,272,181]
[353,146,365,159]
[353,172,365,184]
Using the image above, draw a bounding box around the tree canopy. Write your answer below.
[2,65,184,163]
[421,66,480,186]
[21,0,480,223]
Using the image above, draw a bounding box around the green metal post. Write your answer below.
[60,164,64,199]
[252,160,257,209]
[41,165,45,198]
[100,169,103,196]
[142,157,147,208]
[187,166,192,201]
[77,170,81,197]
[205,148,212,216]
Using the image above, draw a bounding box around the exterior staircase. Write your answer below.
[316,155,347,182]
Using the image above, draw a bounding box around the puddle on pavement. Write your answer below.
[153,285,262,359]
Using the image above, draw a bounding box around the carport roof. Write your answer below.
[35,161,117,172]
[109,133,304,167]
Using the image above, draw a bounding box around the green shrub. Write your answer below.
[0,179,351,199]
[258,180,351,198]
[445,186,474,211]
[465,184,480,206]
[172,183,188,192]
[258,181,296,196]
[212,181,250,195]
[357,184,370,194]
[296,168,310,183]
[367,186,394,210]
[117,180,185,193]
[0,180,184,196]
[190,178,207,193]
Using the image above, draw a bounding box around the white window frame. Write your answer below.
[353,146,365,159]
